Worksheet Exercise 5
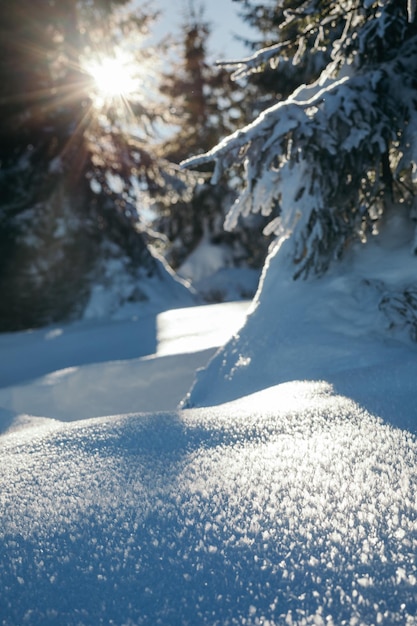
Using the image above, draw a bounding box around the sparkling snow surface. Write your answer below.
[1,382,417,625]
[186,239,417,433]
[1,241,417,625]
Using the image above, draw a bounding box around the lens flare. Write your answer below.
[84,51,138,106]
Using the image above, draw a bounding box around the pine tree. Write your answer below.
[153,1,268,297]
[183,0,417,336]
[230,0,333,112]
[184,1,417,279]
[0,0,191,331]
[160,2,246,163]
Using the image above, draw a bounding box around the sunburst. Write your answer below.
[83,50,139,110]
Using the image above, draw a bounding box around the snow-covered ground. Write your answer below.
[1,238,417,625]
[0,301,249,423]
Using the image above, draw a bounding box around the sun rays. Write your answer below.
[83,50,139,110]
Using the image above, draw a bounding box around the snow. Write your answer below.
[0,301,249,421]
[1,243,417,625]
[185,235,417,434]
[179,233,234,283]
[178,234,261,303]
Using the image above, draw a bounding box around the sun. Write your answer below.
[84,51,138,106]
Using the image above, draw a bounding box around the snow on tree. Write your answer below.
[229,0,332,115]
[182,0,417,336]
[184,0,417,275]
[153,1,269,300]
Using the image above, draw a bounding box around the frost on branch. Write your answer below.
[408,0,417,23]
[182,2,417,279]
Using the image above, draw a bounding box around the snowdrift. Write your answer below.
[185,236,417,433]
[1,231,417,625]
[1,382,416,625]
[0,302,249,421]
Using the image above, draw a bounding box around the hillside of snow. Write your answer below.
[185,236,417,433]
[0,301,249,423]
[0,240,416,625]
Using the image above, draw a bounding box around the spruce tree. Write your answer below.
[228,1,332,113]
[184,0,417,284]
[154,2,268,297]
[160,2,246,163]
[183,0,417,336]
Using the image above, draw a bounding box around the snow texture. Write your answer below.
[186,236,417,435]
[1,383,416,625]
[0,302,249,419]
[0,246,417,625]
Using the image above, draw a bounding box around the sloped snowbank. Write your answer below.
[185,237,417,432]
[1,381,416,625]
[1,234,417,625]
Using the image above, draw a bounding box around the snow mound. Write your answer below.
[83,249,196,322]
[1,382,416,625]
[184,237,417,433]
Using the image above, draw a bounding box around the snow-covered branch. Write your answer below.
[408,0,416,22]
[183,29,417,277]
[216,42,288,81]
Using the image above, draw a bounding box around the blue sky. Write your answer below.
[152,0,255,61]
